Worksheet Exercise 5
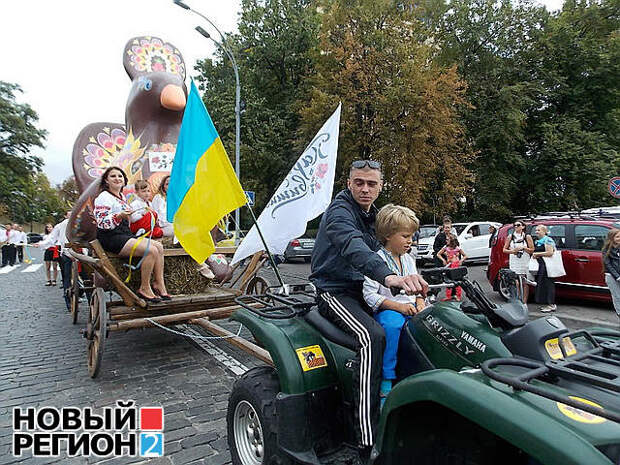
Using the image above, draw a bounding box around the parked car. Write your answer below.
[283,237,315,263]
[487,214,620,304]
[27,232,43,243]
[416,221,501,265]
[413,224,439,262]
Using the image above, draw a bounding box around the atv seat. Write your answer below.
[303,308,359,351]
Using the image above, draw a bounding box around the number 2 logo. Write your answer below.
[140,432,164,457]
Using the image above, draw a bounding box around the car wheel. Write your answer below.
[303,257,311,263]
[227,366,291,465]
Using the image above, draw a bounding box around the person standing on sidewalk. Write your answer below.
[16,225,27,263]
[36,211,72,302]
[310,160,428,454]
[532,224,557,313]
[503,221,535,303]
[0,224,10,267]
[7,223,20,266]
[602,228,620,320]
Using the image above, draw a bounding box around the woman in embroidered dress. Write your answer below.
[151,175,174,237]
[93,167,170,302]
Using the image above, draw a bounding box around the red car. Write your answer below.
[487,215,620,304]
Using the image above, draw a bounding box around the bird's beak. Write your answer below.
[160,84,186,111]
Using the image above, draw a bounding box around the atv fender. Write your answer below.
[375,369,616,465]
[231,308,343,394]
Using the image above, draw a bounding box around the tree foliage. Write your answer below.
[300,0,474,215]
[193,0,619,223]
[194,0,320,224]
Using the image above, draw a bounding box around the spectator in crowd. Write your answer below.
[438,235,467,301]
[532,224,557,312]
[41,223,60,286]
[503,221,535,303]
[36,212,72,302]
[151,175,174,237]
[602,228,620,319]
[17,225,27,263]
[94,167,170,303]
[6,223,20,266]
[488,225,497,249]
[0,224,11,267]
[433,218,454,267]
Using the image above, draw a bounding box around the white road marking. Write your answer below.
[22,264,43,273]
[181,324,248,375]
[0,265,17,274]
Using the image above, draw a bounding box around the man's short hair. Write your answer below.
[442,215,452,224]
[376,204,420,244]
[349,160,383,178]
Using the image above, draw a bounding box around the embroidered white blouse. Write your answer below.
[363,248,419,312]
[94,190,130,230]
[151,194,171,228]
[129,197,153,224]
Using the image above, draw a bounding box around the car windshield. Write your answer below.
[453,224,468,235]
[418,227,437,239]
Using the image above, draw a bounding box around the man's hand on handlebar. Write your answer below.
[385,274,428,297]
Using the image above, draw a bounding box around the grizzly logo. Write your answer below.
[296,345,328,371]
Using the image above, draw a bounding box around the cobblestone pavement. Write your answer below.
[0,250,263,465]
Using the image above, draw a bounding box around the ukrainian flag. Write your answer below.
[167,81,247,263]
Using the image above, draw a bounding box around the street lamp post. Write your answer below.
[174,0,242,243]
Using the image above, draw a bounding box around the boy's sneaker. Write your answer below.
[380,379,392,409]
[540,304,557,313]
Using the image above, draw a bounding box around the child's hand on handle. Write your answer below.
[396,302,418,316]
[385,274,428,297]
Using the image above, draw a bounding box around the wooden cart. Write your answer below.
[67,240,272,378]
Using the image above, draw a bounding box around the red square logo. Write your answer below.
[140,407,164,430]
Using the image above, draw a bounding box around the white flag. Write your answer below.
[231,103,341,265]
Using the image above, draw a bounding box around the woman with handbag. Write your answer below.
[531,224,558,312]
[602,228,620,319]
[503,221,535,303]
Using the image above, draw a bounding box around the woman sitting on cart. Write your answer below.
[93,167,171,303]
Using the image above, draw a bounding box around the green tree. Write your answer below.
[300,0,474,217]
[524,0,619,211]
[194,0,320,224]
[10,173,65,226]
[427,0,549,219]
[0,81,48,220]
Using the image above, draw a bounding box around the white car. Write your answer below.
[415,221,502,264]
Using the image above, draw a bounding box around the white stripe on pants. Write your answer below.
[322,292,374,445]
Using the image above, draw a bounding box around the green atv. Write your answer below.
[226,267,620,464]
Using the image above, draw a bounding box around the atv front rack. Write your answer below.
[481,331,620,423]
[235,283,316,319]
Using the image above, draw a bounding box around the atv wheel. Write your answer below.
[227,366,291,465]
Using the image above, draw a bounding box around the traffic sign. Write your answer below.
[609,177,620,199]
[245,191,255,206]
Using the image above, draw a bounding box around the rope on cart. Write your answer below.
[145,318,244,340]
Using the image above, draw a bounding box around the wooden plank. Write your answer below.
[190,318,273,366]
[90,240,147,308]
[108,296,239,318]
[214,246,237,255]
[238,252,264,292]
[107,305,242,331]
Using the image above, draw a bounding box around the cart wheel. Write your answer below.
[245,276,270,295]
[70,261,80,324]
[86,288,107,378]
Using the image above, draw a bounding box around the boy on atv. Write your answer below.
[362,204,425,407]
[310,160,428,453]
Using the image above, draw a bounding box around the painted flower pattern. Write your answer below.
[82,127,146,185]
[127,36,185,77]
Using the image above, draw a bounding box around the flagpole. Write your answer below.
[244,204,286,289]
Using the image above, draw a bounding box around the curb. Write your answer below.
[529,311,619,330]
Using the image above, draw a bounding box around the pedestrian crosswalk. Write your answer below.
[0,263,43,274]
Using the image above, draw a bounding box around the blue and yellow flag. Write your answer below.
[167,81,247,263]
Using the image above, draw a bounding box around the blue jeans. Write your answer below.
[375,310,409,380]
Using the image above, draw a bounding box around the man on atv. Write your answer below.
[310,160,428,452]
